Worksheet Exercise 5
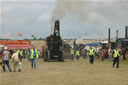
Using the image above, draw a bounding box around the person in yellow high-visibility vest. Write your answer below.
[70,49,74,61]
[30,47,38,69]
[113,47,120,68]
[19,49,23,61]
[38,50,41,59]
[26,49,30,62]
[76,50,80,60]
[89,47,95,64]
[17,49,23,72]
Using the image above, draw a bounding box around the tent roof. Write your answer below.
[86,43,101,47]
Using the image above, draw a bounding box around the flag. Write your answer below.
[31,34,36,39]
[17,32,22,37]
[7,33,13,37]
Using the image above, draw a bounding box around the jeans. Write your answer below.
[31,57,36,69]
[89,55,94,64]
[3,60,11,72]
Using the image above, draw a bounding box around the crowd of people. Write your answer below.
[0,47,40,72]
[70,46,126,68]
[0,45,126,72]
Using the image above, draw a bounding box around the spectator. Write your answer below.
[38,50,41,59]
[89,47,95,64]
[99,49,104,61]
[113,47,121,68]
[122,48,126,60]
[2,47,12,72]
[30,47,39,69]
[76,50,80,60]
[108,48,113,61]
[26,49,30,62]
[17,49,23,72]
[70,48,74,61]
[12,50,20,72]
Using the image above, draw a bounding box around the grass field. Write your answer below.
[0,59,128,85]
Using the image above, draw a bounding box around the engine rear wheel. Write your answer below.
[43,49,50,62]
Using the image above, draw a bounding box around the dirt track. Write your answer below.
[0,59,128,85]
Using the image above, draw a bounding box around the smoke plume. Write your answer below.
[51,0,128,39]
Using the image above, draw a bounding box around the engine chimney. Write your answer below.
[108,28,111,43]
[116,30,118,40]
[125,26,128,39]
[108,28,111,49]
[116,30,119,48]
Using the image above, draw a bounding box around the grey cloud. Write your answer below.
[1,0,128,39]
[1,1,55,39]
[51,0,128,39]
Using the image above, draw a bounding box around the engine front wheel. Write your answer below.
[125,51,128,60]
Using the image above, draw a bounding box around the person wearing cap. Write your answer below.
[2,47,12,72]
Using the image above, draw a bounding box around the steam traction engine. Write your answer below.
[43,20,64,62]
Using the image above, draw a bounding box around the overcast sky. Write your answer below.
[0,0,128,39]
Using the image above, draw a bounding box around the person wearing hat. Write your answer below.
[2,47,12,72]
